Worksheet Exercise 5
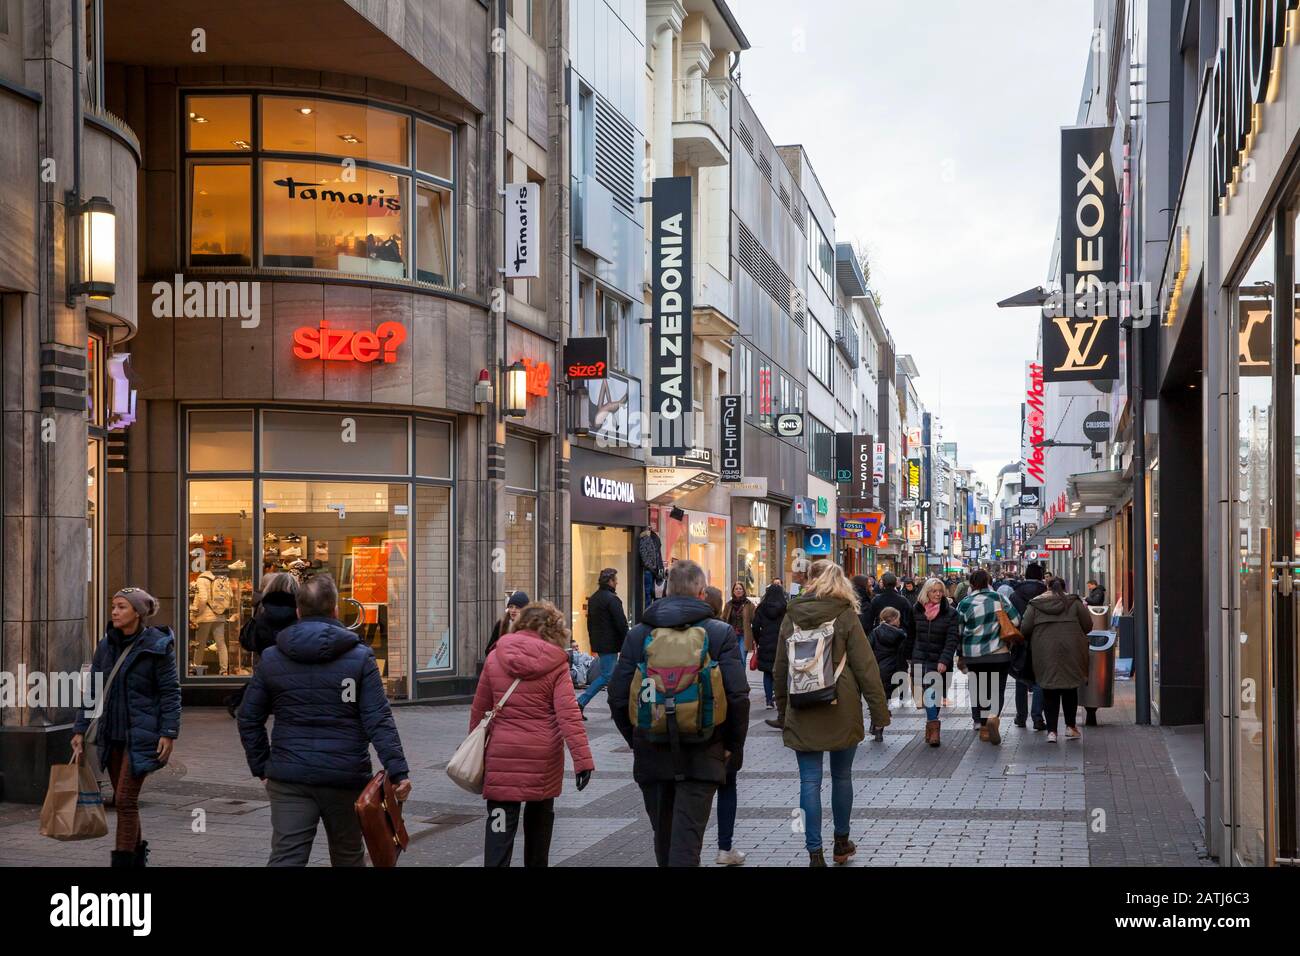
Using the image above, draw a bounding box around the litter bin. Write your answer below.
[1079,628,1118,725]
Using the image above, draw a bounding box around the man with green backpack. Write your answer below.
[608,559,751,867]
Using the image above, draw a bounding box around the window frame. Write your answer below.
[181,90,457,289]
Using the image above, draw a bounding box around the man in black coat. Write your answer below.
[238,573,410,866]
[1085,580,1107,607]
[867,572,916,648]
[1009,562,1048,730]
[608,559,750,867]
[578,567,629,713]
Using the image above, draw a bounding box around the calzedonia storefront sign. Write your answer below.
[650,176,693,455]
[570,449,646,526]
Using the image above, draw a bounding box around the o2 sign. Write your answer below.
[292,320,406,363]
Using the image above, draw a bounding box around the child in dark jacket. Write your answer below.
[867,607,908,741]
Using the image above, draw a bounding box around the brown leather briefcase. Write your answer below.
[354,770,409,867]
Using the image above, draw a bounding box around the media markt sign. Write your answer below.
[1045,537,1073,551]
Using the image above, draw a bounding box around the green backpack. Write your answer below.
[628,626,727,746]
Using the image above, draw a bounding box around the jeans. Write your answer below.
[483,799,555,867]
[795,747,857,852]
[193,620,228,674]
[715,777,737,851]
[266,780,366,866]
[577,652,619,708]
[966,661,1010,726]
[1042,687,1079,733]
[915,666,945,721]
[1014,678,1044,723]
[639,779,718,866]
[762,671,774,705]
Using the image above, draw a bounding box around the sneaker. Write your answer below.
[1065,726,1082,740]
[1013,717,1027,728]
[715,849,747,866]
[765,700,775,710]
[1033,716,1047,732]
[1047,731,1058,743]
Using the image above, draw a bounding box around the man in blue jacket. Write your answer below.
[238,573,411,866]
[608,560,750,866]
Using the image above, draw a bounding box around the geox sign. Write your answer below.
[1050,125,1119,381]
[650,176,693,455]
[1211,1,1299,210]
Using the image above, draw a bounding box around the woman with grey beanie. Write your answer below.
[71,587,182,867]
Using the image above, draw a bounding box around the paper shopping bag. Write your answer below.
[39,758,109,841]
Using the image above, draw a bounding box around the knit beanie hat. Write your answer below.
[115,587,160,621]
[506,591,530,609]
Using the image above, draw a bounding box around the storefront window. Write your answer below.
[262,481,409,694]
[571,525,630,654]
[691,515,728,588]
[183,92,456,288]
[182,408,455,693]
[86,334,106,650]
[735,524,775,595]
[504,436,538,600]
[185,480,255,677]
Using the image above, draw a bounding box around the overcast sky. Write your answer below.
[732,0,1095,487]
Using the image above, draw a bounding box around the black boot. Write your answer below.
[133,840,150,867]
[808,849,827,867]
[110,850,134,868]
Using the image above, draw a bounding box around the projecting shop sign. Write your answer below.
[650,176,693,454]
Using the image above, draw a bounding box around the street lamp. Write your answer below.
[502,360,528,418]
[70,195,117,302]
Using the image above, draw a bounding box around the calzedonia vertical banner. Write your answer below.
[1052,126,1119,382]
[651,176,693,454]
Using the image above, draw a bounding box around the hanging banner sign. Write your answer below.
[720,395,742,482]
[503,182,540,278]
[564,337,609,380]
[1023,361,1046,484]
[854,434,873,501]
[650,176,693,454]
[835,432,853,485]
[873,442,885,481]
[1051,125,1119,382]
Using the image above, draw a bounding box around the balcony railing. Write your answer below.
[835,307,860,365]
[677,75,729,140]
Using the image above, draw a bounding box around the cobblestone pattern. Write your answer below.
[0,673,1211,867]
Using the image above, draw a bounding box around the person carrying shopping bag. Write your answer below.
[470,601,594,866]
[71,587,181,867]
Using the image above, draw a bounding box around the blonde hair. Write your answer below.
[512,600,571,651]
[920,577,947,605]
[880,606,901,624]
[801,560,859,612]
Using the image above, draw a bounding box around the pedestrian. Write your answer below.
[1009,563,1048,730]
[237,573,411,866]
[724,582,755,660]
[638,527,666,606]
[704,586,747,866]
[752,581,788,718]
[773,561,888,866]
[71,587,181,867]
[484,590,530,657]
[954,568,1021,745]
[867,572,916,649]
[608,559,750,867]
[954,576,971,602]
[472,601,594,866]
[866,607,908,740]
[865,574,879,596]
[227,572,299,718]
[901,577,917,602]
[911,577,961,746]
[577,568,629,718]
[1085,579,1107,607]
[1020,578,1092,742]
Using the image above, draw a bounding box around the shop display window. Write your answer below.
[571,525,630,654]
[185,480,255,677]
[735,525,775,595]
[183,92,456,288]
[182,407,455,692]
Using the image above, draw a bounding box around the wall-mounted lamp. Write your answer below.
[502,360,528,418]
[69,195,117,303]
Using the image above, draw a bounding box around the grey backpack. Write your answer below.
[786,620,848,709]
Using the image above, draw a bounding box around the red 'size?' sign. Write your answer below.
[292,320,407,363]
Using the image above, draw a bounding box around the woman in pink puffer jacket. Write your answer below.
[471,601,595,866]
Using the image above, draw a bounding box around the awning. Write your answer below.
[1025,506,1111,548]
[1067,469,1129,508]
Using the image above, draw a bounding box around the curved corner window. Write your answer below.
[183,92,455,288]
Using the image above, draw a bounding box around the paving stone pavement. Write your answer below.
[0,672,1212,867]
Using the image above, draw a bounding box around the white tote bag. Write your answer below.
[445,678,521,794]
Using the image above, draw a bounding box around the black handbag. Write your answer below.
[1010,636,1035,684]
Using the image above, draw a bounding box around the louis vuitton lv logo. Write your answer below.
[1051,314,1112,372]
